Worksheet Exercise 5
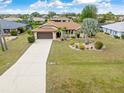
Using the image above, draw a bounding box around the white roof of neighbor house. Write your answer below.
[3,17,22,21]
[33,17,45,22]
[0,19,27,29]
[102,22,124,32]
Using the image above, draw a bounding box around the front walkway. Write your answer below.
[0,39,52,93]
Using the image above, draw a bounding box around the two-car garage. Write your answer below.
[37,32,53,39]
[33,26,57,39]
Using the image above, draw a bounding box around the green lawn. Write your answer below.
[0,33,31,75]
[47,32,124,93]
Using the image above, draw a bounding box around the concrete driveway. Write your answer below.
[0,39,52,93]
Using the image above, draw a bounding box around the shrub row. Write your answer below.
[11,30,17,36]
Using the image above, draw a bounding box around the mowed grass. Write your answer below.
[0,33,31,75]
[47,32,124,93]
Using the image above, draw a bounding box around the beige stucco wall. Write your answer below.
[34,32,37,39]
[53,32,56,40]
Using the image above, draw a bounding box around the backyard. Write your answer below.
[0,33,31,75]
[47,32,124,93]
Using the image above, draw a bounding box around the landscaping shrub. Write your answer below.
[121,35,124,39]
[75,44,79,48]
[71,36,76,39]
[79,43,85,50]
[61,38,64,41]
[27,36,35,43]
[27,30,33,35]
[95,41,103,50]
[11,30,17,36]
[75,32,80,38]
[69,39,75,45]
[105,32,110,35]
[77,34,80,38]
[114,35,120,39]
[18,28,25,33]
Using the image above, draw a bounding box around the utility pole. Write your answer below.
[0,31,5,51]
[1,29,8,50]
[0,25,8,51]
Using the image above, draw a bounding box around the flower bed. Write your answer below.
[69,40,104,51]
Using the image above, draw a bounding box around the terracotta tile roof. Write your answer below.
[33,27,56,32]
[33,21,81,32]
[50,17,71,21]
[46,21,81,30]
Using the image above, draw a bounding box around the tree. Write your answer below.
[103,12,115,20]
[20,14,29,19]
[48,11,56,18]
[80,5,97,21]
[98,12,117,23]
[31,12,41,17]
[81,18,98,44]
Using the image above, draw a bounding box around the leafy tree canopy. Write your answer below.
[80,5,97,21]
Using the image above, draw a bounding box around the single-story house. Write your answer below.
[33,17,80,39]
[101,22,124,37]
[33,17,45,24]
[0,19,27,34]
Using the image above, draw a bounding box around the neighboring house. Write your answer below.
[3,17,22,22]
[33,17,45,24]
[33,17,80,39]
[118,16,124,22]
[101,22,124,37]
[0,19,27,34]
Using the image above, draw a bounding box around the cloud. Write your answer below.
[0,0,12,8]
[30,0,47,9]
[1,0,12,4]
[30,0,72,9]
[72,0,97,4]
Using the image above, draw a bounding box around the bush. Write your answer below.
[18,28,25,33]
[75,44,79,48]
[27,30,33,35]
[105,32,110,35]
[27,36,35,43]
[95,41,103,50]
[77,34,80,38]
[121,35,124,39]
[69,39,75,45]
[11,30,17,36]
[114,35,120,39]
[79,43,85,50]
[71,36,76,39]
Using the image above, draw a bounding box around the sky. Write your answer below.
[0,0,124,14]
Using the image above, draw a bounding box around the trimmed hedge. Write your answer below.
[95,41,103,50]
[114,35,120,39]
[121,35,124,39]
[27,36,35,43]
[11,30,17,36]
